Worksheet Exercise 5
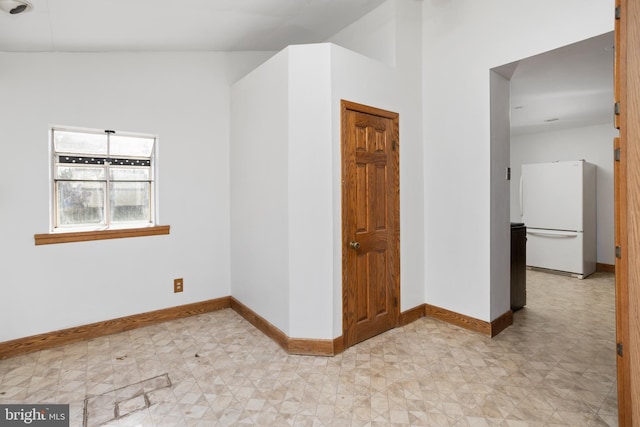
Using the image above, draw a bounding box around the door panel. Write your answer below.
[342,100,399,348]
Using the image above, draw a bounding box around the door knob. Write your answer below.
[349,241,361,250]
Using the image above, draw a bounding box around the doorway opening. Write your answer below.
[490,30,618,421]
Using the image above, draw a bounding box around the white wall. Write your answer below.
[3,0,615,345]
[0,51,271,342]
[490,71,511,319]
[392,0,425,314]
[328,0,425,323]
[422,0,613,321]
[329,45,400,337]
[230,39,422,340]
[327,0,396,67]
[230,45,338,339]
[510,123,616,265]
[230,0,425,341]
[288,45,334,339]
[230,49,291,334]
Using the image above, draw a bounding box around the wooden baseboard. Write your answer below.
[332,336,345,355]
[288,338,337,356]
[425,304,491,335]
[490,309,513,337]
[0,297,512,360]
[229,297,345,356]
[399,304,426,326]
[425,304,512,337]
[596,263,615,273]
[0,295,343,360]
[285,303,431,355]
[0,297,231,360]
[229,297,289,351]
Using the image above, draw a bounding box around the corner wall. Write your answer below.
[288,45,334,339]
[230,42,414,340]
[422,0,614,322]
[0,51,271,342]
[230,49,291,335]
[490,71,512,319]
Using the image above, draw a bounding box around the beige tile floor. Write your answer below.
[0,269,617,426]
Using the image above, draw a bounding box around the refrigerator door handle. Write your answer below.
[527,229,579,238]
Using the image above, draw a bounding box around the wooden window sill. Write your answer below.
[34,225,170,245]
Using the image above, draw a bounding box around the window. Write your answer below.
[50,127,156,232]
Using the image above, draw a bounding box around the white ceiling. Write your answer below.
[508,32,614,136]
[0,0,387,51]
[0,1,613,137]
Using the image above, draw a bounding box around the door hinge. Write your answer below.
[617,342,624,357]
[394,297,398,308]
[392,140,398,151]
[616,245,622,259]
[615,148,621,162]
[614,102,621,116]
[616,5,621,19]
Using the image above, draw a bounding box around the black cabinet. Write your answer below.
[510,222,527,311]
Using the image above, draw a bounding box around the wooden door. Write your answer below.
[341,100,400,348]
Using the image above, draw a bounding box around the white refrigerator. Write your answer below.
[520,160,597,278]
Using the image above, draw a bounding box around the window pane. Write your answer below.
[57,182,105,226]
[51,127,156,230]
[110,182,150,223]
[55,165,105,180]
[109,167,150,181]
[54,131,107,156]
[110,135,155,158]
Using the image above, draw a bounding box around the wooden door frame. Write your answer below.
[615,1,630,425]
[340,100,400,349]
[618,0,640,425]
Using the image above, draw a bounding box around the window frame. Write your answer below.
[35,126,168,245]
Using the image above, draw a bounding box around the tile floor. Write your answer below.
[0,269,617,426]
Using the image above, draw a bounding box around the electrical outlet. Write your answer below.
[174,278,183,293]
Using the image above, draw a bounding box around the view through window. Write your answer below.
[51,128,156,231]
